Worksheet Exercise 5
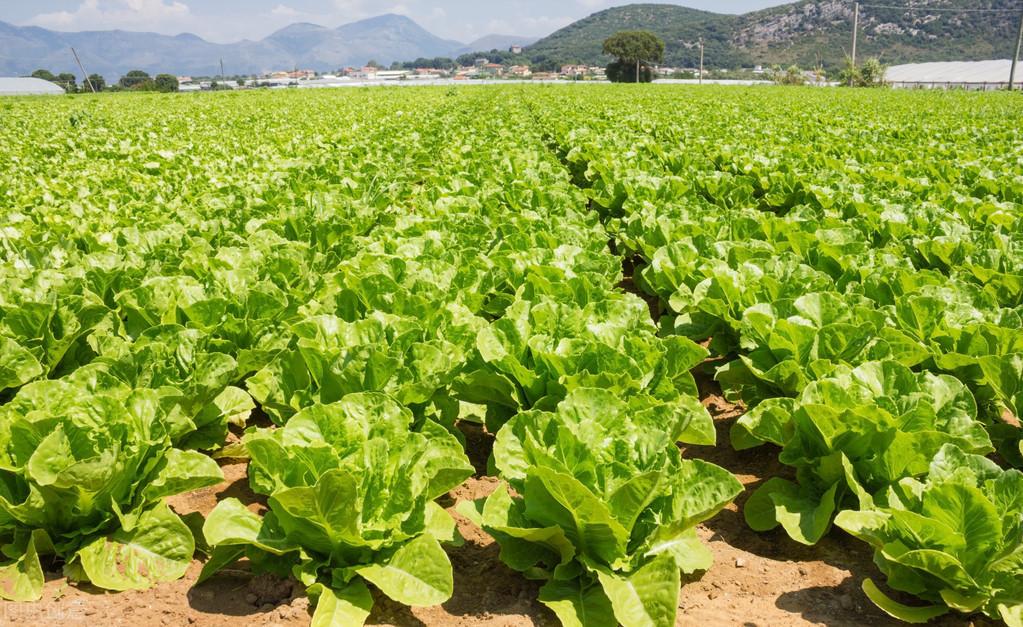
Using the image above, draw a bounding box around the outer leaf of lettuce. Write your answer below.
[0,534,44,601]
[595,553,681,627]
[76,502,194,591]
[308,580,374,627]
[538,578,617,627]
[355,534,453,607]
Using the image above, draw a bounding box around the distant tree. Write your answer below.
[399,57,455,70]
[606,62,653,83]
[119,70,153,90]
[154,74,179,93]
[55,73,77,93]
[840,56,887,87]
[236,78,246,87]
[31,69,56,82]
[859,58,887,87]
[602,31,664,83]
[86,74,106,92]
[772,64,806,86]
[366,59,381,69]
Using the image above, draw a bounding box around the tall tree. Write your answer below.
[602,31,664,83]
[154,74,179,93]
[56,73,77,93]
[30,69,56,82]
[119,70,152,90]
[87,74,106,92]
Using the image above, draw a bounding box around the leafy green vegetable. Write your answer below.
[201,393,473,625]
[836,445,1023,625]
[462,388,741,627]
[0,380,223,599]
[733,360,993,545]
[457,281,714,442]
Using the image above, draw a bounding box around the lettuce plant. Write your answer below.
[733,360,993,545]
[0,379,224,600]
[460,388,741,627]
[836,445,1023,626]
[247,311,476,426]
[77,324,243,450]
[201,393,473,625]
[715,291,911,405]
[0,292,108,393]
[456,283,715,444]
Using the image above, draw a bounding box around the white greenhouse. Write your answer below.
[0,77,66,96]
[886,60,1018,90]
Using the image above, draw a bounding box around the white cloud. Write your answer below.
[29,0,192,32]
[270,4,300,18]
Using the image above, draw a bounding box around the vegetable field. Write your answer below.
[0,85,1021,626]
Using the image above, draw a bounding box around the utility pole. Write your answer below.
[220,59,226,81]
[850,2,860,87]
[699,39,704,85]
[1010,7,1023,91]
[636,58,640,83]
[71,47,96,93]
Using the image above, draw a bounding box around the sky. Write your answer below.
[2,0,789,44]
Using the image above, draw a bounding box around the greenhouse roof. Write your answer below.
[886,60,1015,84]
[0,77,65,95]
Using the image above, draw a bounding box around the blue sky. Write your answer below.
[2,1,788,43]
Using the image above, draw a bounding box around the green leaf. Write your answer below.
[745,478,838,545]
[773,481,839,546]
[0,336,43,391]
[525,467,628,565]
[142,449,224,502]
[424,501,461,546]
[308,580,373,627]
[886,548,977,592]
[77,502,194,591]
[202,497,294,555]
[643,528,713,574]
[597,554,680,627]
[731,398,796,450]
[743,477,790,532]
[0,535,44,601]
[607,471,663,532]
[920,481,1001,568]
[355,534,453,606]
[861,579,949,624]
[539,578,617,627]
[479,484,576,573]
[197,546,246,585]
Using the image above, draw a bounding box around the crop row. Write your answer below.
[0,86,1021,626]
[0,87,747,626]
[527,86,1023,625]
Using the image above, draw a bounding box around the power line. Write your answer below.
[850,1,1020,12]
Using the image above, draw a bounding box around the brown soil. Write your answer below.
[0,395,991,627]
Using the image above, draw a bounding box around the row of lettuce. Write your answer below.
[526,87,1023,625]
[0,88,743,626]
[3,84,1021,626]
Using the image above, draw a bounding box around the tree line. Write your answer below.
[29,69,179,93]
[602,30,887,86]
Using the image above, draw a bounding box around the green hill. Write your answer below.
[525,5,748,70]
[525,1,1023,70]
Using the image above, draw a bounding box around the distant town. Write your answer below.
[174,54,734,92]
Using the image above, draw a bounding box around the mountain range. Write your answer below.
[1,1,1020,79]
[526,1,1021,70]
[0,14,536,79]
